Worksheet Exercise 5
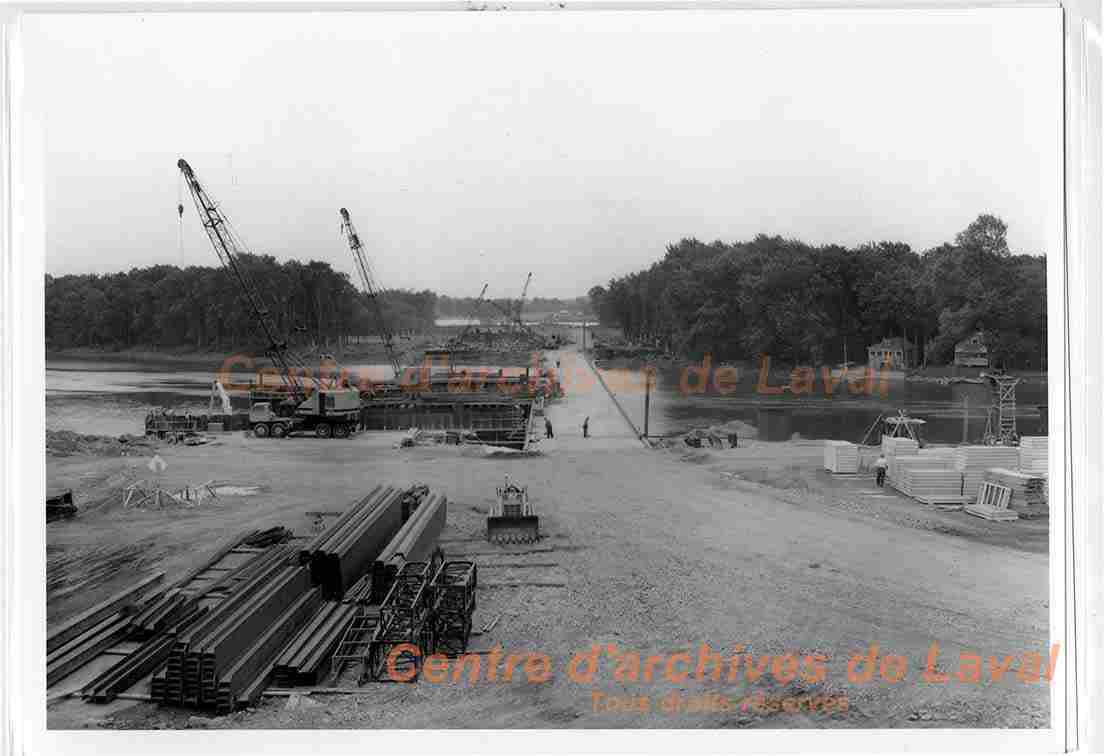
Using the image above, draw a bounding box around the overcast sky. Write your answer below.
[25,8,1060,298]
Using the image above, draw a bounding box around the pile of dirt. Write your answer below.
[46,430,158,457]
[650,419,759,450]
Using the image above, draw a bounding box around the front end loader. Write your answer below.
[487,476,540,544]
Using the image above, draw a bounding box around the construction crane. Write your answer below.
[178,159,360,439]
[516,271,533,323]
[339,208,403,380]
[453,283,489,346]
[487,297,544,347]
[177,158,311,401]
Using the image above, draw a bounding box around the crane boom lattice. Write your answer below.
[339,208,403,379]
[176,158,313,397]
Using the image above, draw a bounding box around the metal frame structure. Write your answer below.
[430,561,477,657]
[981,372,1021,445]
[363,561,435,682]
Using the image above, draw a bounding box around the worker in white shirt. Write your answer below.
[874,454,889,487]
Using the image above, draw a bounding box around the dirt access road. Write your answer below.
[46,345,1050,730]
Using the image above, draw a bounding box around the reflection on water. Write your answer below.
[47,351,1047,444]
[594,362,1048,444]
[45,357,530,436]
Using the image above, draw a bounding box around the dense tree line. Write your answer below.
[45,254,438,352]
[588,215,1047,369]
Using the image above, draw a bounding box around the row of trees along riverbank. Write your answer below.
[587,215,1046,370]
[45,254,437,353]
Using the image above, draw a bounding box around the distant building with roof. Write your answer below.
[954,331,990,367]
[867,336,916,370]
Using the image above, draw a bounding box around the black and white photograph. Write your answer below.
[6,1,1088,742]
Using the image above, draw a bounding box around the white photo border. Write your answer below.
[1,2,1098,754]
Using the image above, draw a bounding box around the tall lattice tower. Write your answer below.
[982,373,1020,445]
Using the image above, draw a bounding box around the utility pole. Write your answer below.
[643,366,652,439]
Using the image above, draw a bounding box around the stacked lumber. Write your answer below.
[823,441,859,474]
[1019,436,1048,474]
[955,446,1021,503]
[46,572,164,687]
[985,467,1048,519]
[881,435,919,457]
[886,450,962,504]
[886,448,950,481]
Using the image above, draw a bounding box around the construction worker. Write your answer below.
[874,453,889,487]
[582,416,589,438]
[545,417,554,439]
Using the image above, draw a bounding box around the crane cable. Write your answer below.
[177,173,185,262]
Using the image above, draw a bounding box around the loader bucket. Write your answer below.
[486,515,540,545]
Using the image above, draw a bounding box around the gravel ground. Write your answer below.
[46,360,1050,730]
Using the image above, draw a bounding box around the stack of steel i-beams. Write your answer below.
[273,486,445,687]
[47,572,165,688]
[57,484,452,709]
[271,600,360,687]
[345,489,448,605]
[300,484,405,599]
[154,544,314,711]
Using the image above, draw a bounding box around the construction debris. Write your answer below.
[243,527,293,548]
[47,490,78,522]
[47,429,157,458]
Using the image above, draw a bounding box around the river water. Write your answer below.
[589,360,1048,444]
[45,357,524,436]
[47,345,1049,444]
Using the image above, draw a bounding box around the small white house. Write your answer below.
[867,337,916,369]
[954,332,990,368]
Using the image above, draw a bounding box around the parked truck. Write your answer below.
[249,388,361,439]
